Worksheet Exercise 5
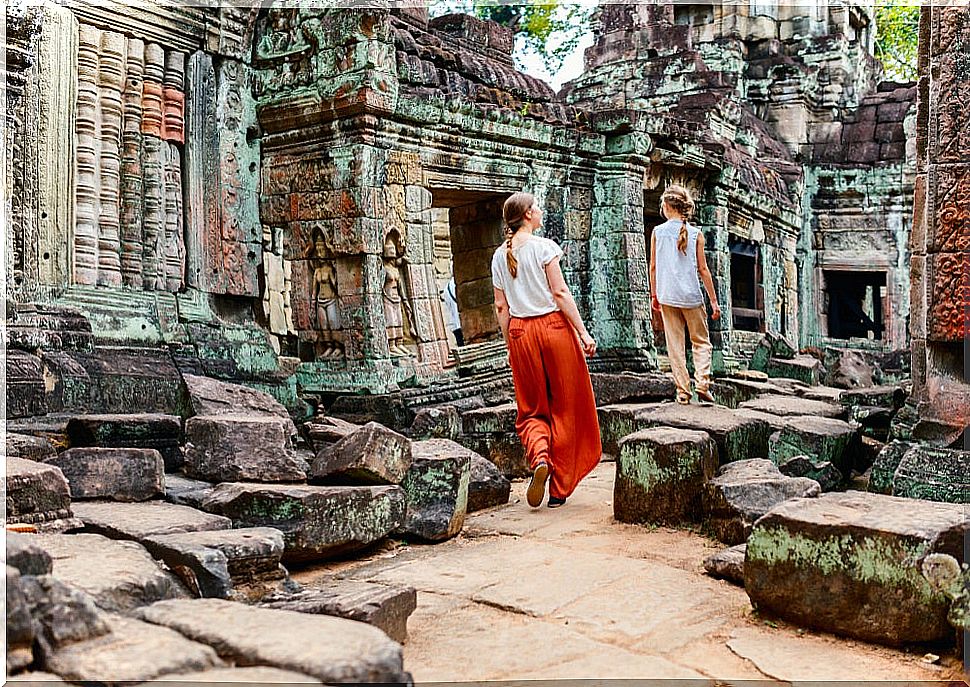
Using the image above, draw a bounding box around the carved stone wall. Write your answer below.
[910,4,970,440]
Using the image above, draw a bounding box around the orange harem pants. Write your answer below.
[507,311,602,500]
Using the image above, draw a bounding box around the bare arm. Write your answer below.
[695,233,721,320]
[649,232,660,311]
[545,257,596,356]
[494,287,511,344]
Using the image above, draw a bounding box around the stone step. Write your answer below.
[65,413,183,471]
[637,403,771,465]
[739,394,844,419]
[702,458,820,545]
[765,355,822,385]
[200,483,406,562]
[136,598,409,683]
[72,501,231,540]
[6,457,81,533]
[745,491,970,646]
[711,378,792,409]
[260,580,417,644]
[29,533,189,612]
[396,439,471,542]
[184,415,306,483]
[614,427,718,525]
[44,447,165,502]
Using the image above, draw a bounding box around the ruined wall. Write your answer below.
[910,4,970,441]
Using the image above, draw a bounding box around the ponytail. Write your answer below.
[677,220,688,255]
[502,191,534,279]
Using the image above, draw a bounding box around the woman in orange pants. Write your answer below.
[491,192,602,508]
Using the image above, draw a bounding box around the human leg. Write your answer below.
[660,305,691,401]
[684,305,713,394]
[508,318,552,471]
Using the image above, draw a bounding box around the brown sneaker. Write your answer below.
[527,462,549,508]
[696,387,715,403]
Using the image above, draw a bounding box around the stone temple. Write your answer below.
[4,0,969,681]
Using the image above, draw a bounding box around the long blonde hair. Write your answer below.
[502,192,534,278]
[661,185,696,254]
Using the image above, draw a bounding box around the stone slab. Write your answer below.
[183,373,294,427]
[768,416,858,479]
[142,527,287,600]
[396,439,471,541]
[156,666,321,682]
[72,500,232,540]
[745,491,969,645]
[184,414,306,483]
[164,474,215,508]
[201,483,406,561]
[303,415,359,451]
[459,403,527,478]
[739,394,843,419]
[702,458,820,545]
[44,614,223,683]
[31,533,189,612]
[732,407,787,433]
[6,432,57,462]
[311,421,412,485]
[408,405,460,440]
[711,378,792,409]
[137,598,409,683]
[44,447,165,501]
[839,384,906,410]
[6,456,81,532]
[765,355,822,385]
[65,413,183,471]
[614,427,718,525]
[589,372,676,406]
[260,579,417,644]
[637,403,771,464]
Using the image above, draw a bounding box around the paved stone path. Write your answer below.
[294,463,962,683]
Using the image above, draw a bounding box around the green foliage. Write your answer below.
[430,1,594,75]
[874,3,920,82]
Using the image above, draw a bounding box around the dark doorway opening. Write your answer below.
[730,237,764,332]
[825,270,886,340]
[644,189,666,349]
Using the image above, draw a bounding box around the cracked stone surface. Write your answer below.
[293,463,962,682]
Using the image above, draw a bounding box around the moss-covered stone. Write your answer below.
[893,446,970,504]
[614,426,717,525]
[638,404,771,464]
[396,439,471,542]
[768,416,857,480]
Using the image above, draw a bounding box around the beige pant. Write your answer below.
[660,304,713,397]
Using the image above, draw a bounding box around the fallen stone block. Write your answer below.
[155,666,321,683]
[311,421,412,485]
[921,554,970,639]
[761,377,812,395]
[396,439,471,542]
[65,413,183,471]
[137,598,409,683]
[823,347,875,389]
[459,403,528,478]
[72,501,231,540]
[19,574,111,654]
[183,373,294,426]
[739,394,844,419]
[702,459,821,545]
[202,483,406,562]
[43,614,223,684]
[44,447,165,502]
[184,415,306,483]
[303,415,358,452]
[709,378,790,409]
[799,385,844,403]
[893,446,970,504]
[327,393,414,432]
[745,491,970,646]
[854,436,885,475]
[777,456,844,492]
[141,527,287,600]
[589,372,676,406]
[409,405,461,440]
[847,405,893,441]
[868,440,918,495]
[637,404,771,464]
[30,533,189,612]
[164,474,215,509]
[6,531,54,576]
[7,415,72,449]
[7,566,35,674]
[768,416,857,479]
[6,432,57,462]
[614,427,718,525]
[766,355,822,385]
[732,407,787,433]
[839,384,905,411]
[468,453,511,512]
[6,457,82,532]
[260,580,418,644]
[750,332,797,371]
[703,544,746,586]
[597,403,661,457]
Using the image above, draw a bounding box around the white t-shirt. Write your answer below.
[654,218,704,308]
[491,236,564,318]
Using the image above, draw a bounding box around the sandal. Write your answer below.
[676,392,691,405]
[527,462,549,508]
[696,387,715,403]
[548,496,567,508]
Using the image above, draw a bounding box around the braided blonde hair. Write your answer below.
[502,192,534,279]
[661,185,696,255]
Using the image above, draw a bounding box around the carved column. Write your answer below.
[74,24,101,285]
[162,50,186,291]
[95,30,126,287]
[140,42,166,291]
[120,38,145,287]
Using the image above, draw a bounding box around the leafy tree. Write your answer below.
[874,3,920,82]
[430,1,594,75]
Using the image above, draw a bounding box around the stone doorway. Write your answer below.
[824,270,886,341]
[729,237,765,333]
[430,190,507,346]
